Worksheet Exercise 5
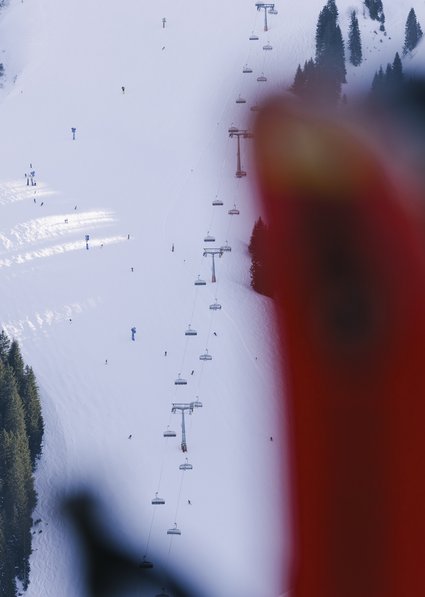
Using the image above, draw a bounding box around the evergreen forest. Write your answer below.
[0,331,44,597]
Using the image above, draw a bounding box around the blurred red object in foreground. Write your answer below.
[254,99,425,597]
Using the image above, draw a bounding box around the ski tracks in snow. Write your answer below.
[0,180,127,268]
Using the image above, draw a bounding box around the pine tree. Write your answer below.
[392,52,403,83]
[315,1,346,100]
[370,55,404,101]
[0,429,34,589]
[249,218,273,297]
[291,64,306,95]
[403,8,423,55]
[364,0,385,26]
[0,331,10,364]
[21,366,44,469]
[7,340,25,395]
[249,217,267,255]
[348,11,362,66]
[0,339,43,594]
[371,65,385,97]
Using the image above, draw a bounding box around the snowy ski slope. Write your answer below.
[0,1,424,596]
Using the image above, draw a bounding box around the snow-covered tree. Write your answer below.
[364,0,385,30]
[348,11,362,66]
[315,0,346,99]
[403,8,423,55]
[249,217,273,298]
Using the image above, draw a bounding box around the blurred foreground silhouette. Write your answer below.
[254,80,425,597]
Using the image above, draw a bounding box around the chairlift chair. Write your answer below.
[185,325,197,336]
[152,492,165,505]
[250,104,260,112]
[199,349,212,361]
[257,74,267,82]
[236,170,247,178]
[228,125,239,133]
[163,427,177,437]
[249,32,259,40]
[221,242,232,252]
[179,458,193,471]
[139,557,154,569]
[243,65,253,73]
[192,398,203,408]
[209,301,222,310]
[236,95,247,104]
[174,374,187,385]
[194,275,206,286]
[228,205,240,215]
[263,42,273,50]
[167,523,181,536]
[212,198,223,206]
[269,8,278,14]
[204,233,215,242]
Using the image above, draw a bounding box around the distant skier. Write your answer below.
[187,499,191,505]
[128,434,132,439]
[164,350,167,356]
[33,197,36,203]
[191,370,194,375]
[131,267,134,272]
[162,17,167,28]
[131,326,136,341]
[40,202,44,206]
[71,127,77,140]
[121,86,125,94]
[74,205,77,210]
[213,331,217,336]
[171,243,174,252]
[270,436,273,442]
[127,233,130,240]
[105,359,108,365]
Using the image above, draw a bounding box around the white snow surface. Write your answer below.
[0,0,424,596]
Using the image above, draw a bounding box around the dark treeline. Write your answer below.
[0,331,44,596]
[249,217,274,298]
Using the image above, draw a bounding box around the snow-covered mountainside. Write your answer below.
[0,1,424,596]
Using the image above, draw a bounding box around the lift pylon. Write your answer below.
[255,3,275,31]
[171,402,198,453]
[228,127,253,178]
[203,248,223,283]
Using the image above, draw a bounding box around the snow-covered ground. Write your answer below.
[0,0,424,596]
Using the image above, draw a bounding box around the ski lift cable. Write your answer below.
[155,14,260,562]
[143,506,157,562]
[162,67,242,241]
[164,476,185,569]
[174,466,186,522]
[208,137,233,232]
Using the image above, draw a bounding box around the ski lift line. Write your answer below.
[159,18,259,550]
[206,142,231,233]
[154,35,253,569]
[143,506,157,563]
[162,74,241,241]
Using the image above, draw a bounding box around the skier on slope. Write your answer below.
[131,326,136,341]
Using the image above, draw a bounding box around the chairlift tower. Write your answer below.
[171,402,198,453]
[203,248,223,283]
[228,127,253,178]
[255,3,275,31]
